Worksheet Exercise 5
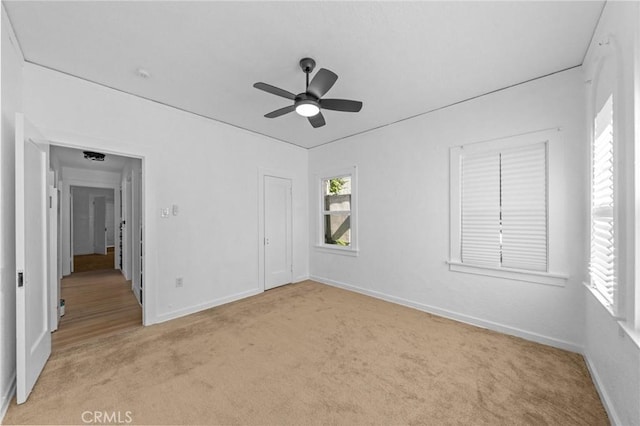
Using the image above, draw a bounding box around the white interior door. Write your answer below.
[93,196,106,255]
[15,113,51,404]
[264,176,292,290]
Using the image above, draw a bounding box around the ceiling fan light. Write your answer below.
[295,101,320,117]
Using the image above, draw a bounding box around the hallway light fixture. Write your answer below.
[83,151,105,161]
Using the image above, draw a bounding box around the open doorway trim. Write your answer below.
[39,127,148,326]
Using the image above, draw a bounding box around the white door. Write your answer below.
[15,113,51,404]
[93,196,106,255]
[264,176,292,290]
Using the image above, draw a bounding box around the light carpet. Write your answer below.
[4,281,607,425]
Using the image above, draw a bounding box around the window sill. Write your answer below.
[447,261,567,287]
[315,245,359,257]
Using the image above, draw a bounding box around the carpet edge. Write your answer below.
[310,275,583,353]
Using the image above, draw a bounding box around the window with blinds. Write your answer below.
[461,142,548,272]
[590,95,615,307]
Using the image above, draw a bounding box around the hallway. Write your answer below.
[53,269,141,351]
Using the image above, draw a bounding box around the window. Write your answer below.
[317,167,357,255]
[460,142,547,271]
[449,130,567,286]
[589,95,617,311]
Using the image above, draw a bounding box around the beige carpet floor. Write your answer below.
[4,281,607,425]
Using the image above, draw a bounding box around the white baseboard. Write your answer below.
[294,275,310,283]
[0,373,16,425]
[310,275,583,354]
[584,354,622,426]
[153,288,263,324]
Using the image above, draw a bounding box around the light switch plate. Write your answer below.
[172,204,179,216]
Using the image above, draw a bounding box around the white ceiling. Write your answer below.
[5,1,604,149]
[51,145,130,173]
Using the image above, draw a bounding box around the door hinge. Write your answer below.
[17,271,24,287]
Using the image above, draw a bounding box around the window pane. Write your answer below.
[590,94,615,306]
[323,176,351,211]
[323,176,351,196]
[500,142,548,272]
[461,151,501,267]
[324,194,351,211]
[324,214,350,246]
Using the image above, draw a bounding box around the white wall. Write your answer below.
[310,67,587,352]
[582,2,640,425]
[23,63,309,325]
[0,5,23,419]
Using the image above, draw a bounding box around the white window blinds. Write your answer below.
[460,143,548,272]
[501,143,548,271]
[590,95,615,306]
[461,152,501,267]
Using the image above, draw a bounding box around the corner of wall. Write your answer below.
[0,372,16,423]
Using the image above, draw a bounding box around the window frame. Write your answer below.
[583,37,629,322]
[315,166,358,256]
[449,129,568,287]
[588,94,620,315]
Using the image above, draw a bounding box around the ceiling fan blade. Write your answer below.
[308,112,326,128]
[320,99,363,113]
[253,82,296,100]
[307,68,338,99]
[264,105,295,118]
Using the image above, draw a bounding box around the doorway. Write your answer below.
[49,145,143,351]
[70,187,115,272]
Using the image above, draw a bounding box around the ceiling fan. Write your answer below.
[253,58,363,128]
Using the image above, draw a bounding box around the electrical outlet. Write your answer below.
[161,207,170,218]
[176,277,183,288]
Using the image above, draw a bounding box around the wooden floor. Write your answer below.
[53,269,141,351]
[73,246,115,272]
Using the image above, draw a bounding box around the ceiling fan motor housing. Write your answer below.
[299,57,316,74]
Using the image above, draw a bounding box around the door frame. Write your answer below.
[47,174,59,332]
[258,168,294,291]
[37,127,147,325]
[70,185,118,261]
